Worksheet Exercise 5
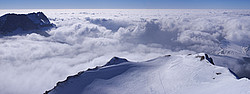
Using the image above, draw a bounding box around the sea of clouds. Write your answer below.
[0,9,250,94]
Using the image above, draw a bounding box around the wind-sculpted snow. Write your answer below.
[0,9,250,94]
[46,54,250,94]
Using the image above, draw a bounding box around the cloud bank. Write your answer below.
[0,9,250,94]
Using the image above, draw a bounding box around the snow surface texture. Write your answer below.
[47,54,250,94]
[0,9,250,94]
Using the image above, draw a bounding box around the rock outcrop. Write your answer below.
[205,54,215,65]
[0,12,54,36]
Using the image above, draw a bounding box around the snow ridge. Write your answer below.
[45,53,250,94]
[44,57,131,94]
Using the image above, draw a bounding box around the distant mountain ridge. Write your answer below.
[0,12,54,36]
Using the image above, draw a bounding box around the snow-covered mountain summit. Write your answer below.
[0,12,54,36]
[45,53,250,94]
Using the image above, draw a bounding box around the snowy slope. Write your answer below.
[46,53,250,94]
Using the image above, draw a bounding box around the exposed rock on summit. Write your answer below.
[0,12,55,36]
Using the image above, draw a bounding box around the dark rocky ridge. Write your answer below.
[0,12,55,36]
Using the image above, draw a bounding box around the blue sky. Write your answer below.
[0,0,250,9]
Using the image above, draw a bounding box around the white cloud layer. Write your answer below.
[0,9,250,94]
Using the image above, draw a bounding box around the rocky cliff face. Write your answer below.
[0,12,54,36]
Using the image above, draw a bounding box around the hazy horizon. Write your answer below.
[1,0,250,9]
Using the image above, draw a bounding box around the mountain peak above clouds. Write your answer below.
[104,56,129,66]
[45,53,250,94]
[0,12,55,36]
